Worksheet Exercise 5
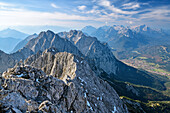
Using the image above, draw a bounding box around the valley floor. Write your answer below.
[121,59,170,77]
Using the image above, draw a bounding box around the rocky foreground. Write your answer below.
[0,55,128,112]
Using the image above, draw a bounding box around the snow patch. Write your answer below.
[76,59,79,63]
[16,74,24,77]
[36,78,40,83]
[112,106,117,113]
[87,100,93,111]
[52,48,55,52]
[78,77,87,84]
[100,96,102,100]
[84,93,87,98]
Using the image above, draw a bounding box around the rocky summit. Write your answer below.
[0,59,128,112]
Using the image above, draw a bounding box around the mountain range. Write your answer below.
[0,37,21,53]
[11,33,38,53]
[0,28,29,53]
[82,24,170,78]
[0,28,28,39]
[0,28,170,112]
[82,25,170,52]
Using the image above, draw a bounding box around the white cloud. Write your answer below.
[92,0,96,3]
[0,2,13,6]
[139,7,170,21]
[0,9,96,26]
[98,0,111,7]
[122,2,140,10]
[0,1,169,29]
[0,2,15,10]
[98,0,139,14]
[126,21,133,24]
[78,5,86,10]
[51,3,59,9]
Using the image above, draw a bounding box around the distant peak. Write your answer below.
[33,33,37,35]
[47,30,54,33]
[39,30,55,37]
[70,30,83,34]
[84,25,96,28]
[139,24,148,28]
[99,25,111,30]
[3,28,15,31]
[7,28,11,30]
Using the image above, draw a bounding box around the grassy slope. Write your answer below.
[100,69,170,112]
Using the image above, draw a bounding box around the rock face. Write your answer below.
[25,30,83,57]
[0,50,18,73]
[0,53,128,112]
[59,30,117,75]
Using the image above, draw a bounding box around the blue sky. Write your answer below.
[0,0,170,32]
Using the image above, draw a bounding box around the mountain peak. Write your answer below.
[0,28,29,39]
[84,25,95,28]
[82,26,97,35]
[70,30,83,34]
[100,25,111,30]
[39,30,55,38]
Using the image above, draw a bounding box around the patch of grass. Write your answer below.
[122,96,170,113]
[137,57,148,60]
[149,63,156,66]
[152,69,170,75]
[132,51,141,54]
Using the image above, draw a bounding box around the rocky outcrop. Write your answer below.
[59,30,117,75]
[25,30,83,57]
[0,50,18,73]
[0,58,128,112]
